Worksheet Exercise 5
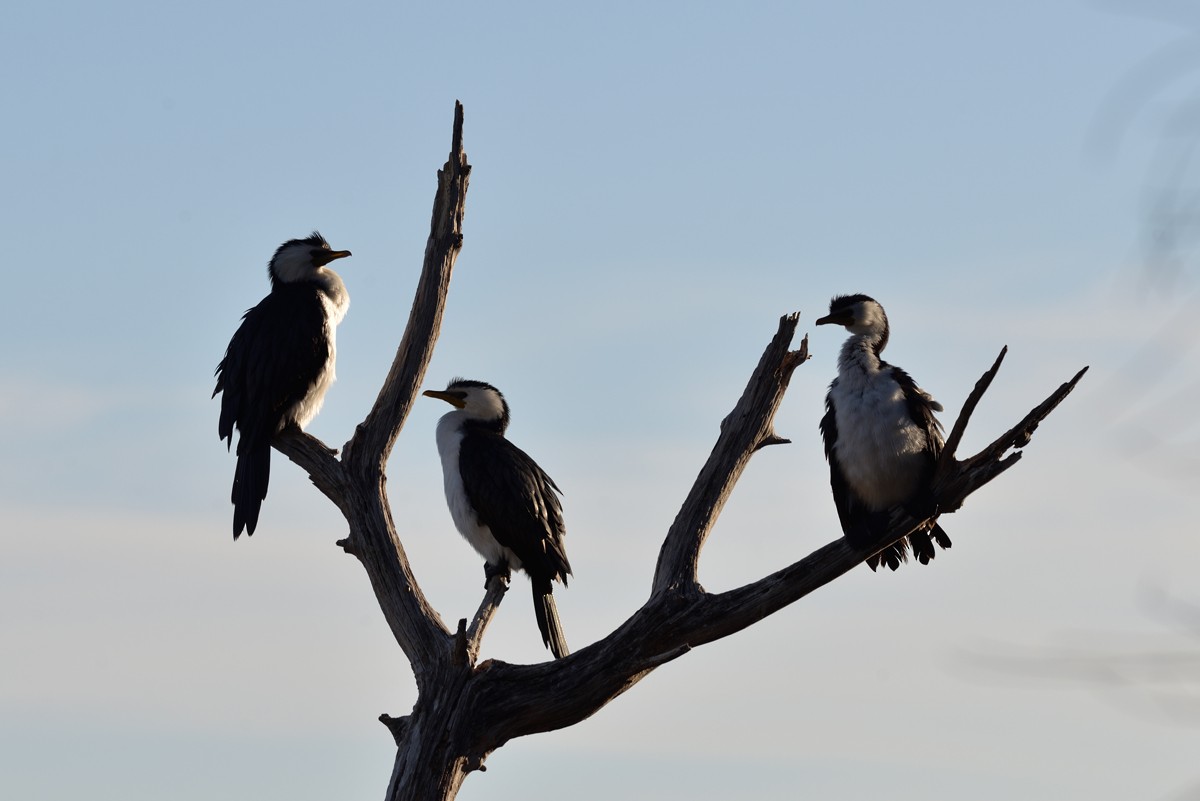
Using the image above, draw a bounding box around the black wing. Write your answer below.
[890,364,944,462]
[214,284,330,448]
[890,362,951,564]
[458,430,571,584]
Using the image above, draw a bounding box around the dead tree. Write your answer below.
[271,101,1088,801]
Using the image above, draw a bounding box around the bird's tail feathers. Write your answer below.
[909,522,952,565]
[232,441,272,539]
[532,581,569,659]
[869,522,951,570]
[867,540,909,572]
[909,529,935,565]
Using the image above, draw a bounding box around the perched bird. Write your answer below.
[816,294,950,571]
[424,379,572,659]
[213,232,351,539]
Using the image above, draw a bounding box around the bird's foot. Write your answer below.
[483,562,511,589]
[841,523,876,551]
[280,422,338,455]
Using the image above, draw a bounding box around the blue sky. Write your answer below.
[3,2,1200,799]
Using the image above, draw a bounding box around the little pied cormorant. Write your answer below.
[816,294,951,571]
[424,379,572,659]
[213,232,351,539]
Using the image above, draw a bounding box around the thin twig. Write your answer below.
[465,576,510,664]
[939,346,1007,470]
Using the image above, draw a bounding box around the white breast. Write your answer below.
[434,414,522,570]
[830,366,930,509]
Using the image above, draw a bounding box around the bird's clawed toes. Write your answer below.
[483,562,511,588]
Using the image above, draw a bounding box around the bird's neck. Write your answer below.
[309,269,349,325]
[314,268,347,301]
[272,268,348,304]
[436,411,508,442]
[463,417,507,436]
[838,332,886,376]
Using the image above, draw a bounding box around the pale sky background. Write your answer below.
[3,1,1200,799]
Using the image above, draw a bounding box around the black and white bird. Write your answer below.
[816,294,951,571]
[424,379,572,659]
[213,232,351,539]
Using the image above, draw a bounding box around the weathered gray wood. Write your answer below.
[266,101,1087,800]
[277,101,471,682]
[343,99,470,473]
[652,315,810,598]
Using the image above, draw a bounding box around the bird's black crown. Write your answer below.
[827,293,877,313]
[447,377,502,394]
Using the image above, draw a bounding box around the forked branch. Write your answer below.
[842,349,1088,564]
[454,340,1087,756]
[652,313,810,598]
[276,101,472,676]
[935,350,1090,513]
[345,99,471,475]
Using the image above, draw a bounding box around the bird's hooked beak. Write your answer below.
[815,310,854,327]
[422,389,466,409]
[313,249,352,267]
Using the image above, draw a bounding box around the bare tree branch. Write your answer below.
[276,100,471,678]
[273,429,347,506]
[652,314,810,598]
[345,99,470,474]
[937,357,1090,514]
[460,575,509,666]
[938,345,1007,475]
[439,344,1088,762]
